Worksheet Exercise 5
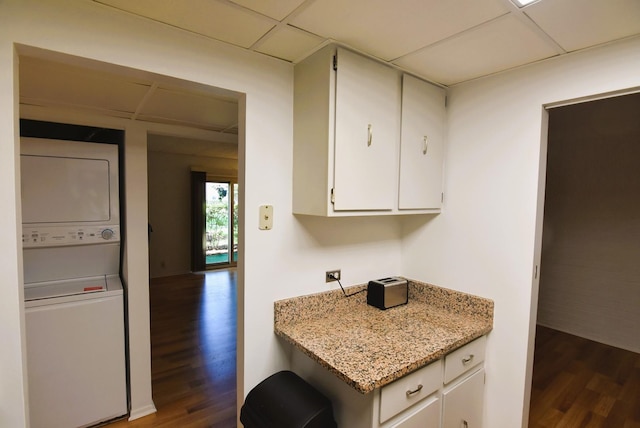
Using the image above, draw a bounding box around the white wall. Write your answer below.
[0,1,404,426]
[147,150,238,278]
[401,36,640,428]
[537,94,640,353]
[0,40,29,428]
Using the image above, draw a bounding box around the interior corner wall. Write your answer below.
[537,94,640,353]
[147,150,237,278]
[401,36,640,428]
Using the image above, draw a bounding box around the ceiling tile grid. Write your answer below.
[393,14,561,85]
[289,0,511,61]
[19,0,640,157]
[95,0,640,86]
[229,0,307,21]
[95,0,277,48]
[524,0,640,52]
[254,25,324,62]
[20,55,239,134]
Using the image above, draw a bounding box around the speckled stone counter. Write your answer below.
[274,279,493,394]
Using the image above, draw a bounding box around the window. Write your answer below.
[205,181,238,267]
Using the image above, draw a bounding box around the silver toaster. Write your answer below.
[367,277,408,310]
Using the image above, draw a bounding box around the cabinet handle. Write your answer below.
[462,420,469,428]
[405,384,423,396]
[423,136,428,155]
[462,354,474,365]
[367,124,372,147]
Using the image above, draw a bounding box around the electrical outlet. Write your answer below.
[326,269,341,282]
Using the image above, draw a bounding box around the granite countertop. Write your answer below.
[274,279,493,394]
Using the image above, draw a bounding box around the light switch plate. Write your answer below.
[259,205,273,230]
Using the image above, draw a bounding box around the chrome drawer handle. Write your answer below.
[462,354,474,365]
[406,384,423,396]
[367,124,372,146]
[423,136,428,155]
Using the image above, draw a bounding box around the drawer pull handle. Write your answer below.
[462,420,469,428]
[462,354,474,365]
[367,124,373,147]
[423,136,428,155]
[406,384,423,396]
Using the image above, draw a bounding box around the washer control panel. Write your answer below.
[22,225,120,248]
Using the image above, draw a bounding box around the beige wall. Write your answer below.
[3,1,640,427]
[538,93,640,353]
[1,1,404,426]
[147,149,237,278]
[401,36,640,427]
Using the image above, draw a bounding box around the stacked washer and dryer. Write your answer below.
[21,137,128,428]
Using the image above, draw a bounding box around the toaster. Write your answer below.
[367,277,408,310]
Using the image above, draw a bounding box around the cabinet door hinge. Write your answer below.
[441,192,444,203]
[331,188,335,204]
[333,54,337,71]
[444,95,448,108]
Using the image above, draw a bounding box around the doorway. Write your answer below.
[529,92,640,426]
[18,50,244,423]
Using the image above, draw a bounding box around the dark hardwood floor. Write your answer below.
[529,325,640,428]
[107,270,237,428]
[105,278,640,428]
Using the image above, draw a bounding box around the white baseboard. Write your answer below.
[128,403,157,421]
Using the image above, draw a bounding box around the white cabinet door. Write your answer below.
[442,369,485,428]
[390,397,441,428]
[333,47,400,211]
[398,74,445,210]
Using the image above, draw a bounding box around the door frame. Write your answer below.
[524,86,640,426]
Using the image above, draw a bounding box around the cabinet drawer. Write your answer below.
[380,359,442,423]
[390,396,440,428]
[444,336,486,384]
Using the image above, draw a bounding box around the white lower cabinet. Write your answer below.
[290,336,486,428]
[442,369,485,428]
[442,336,486,428]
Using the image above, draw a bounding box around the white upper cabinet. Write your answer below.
[333,48,400,211]
[399,74,446,210]
[293,44,444,216]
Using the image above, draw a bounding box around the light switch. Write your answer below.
[259,205,273,230]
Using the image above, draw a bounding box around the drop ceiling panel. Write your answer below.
[525,0,640,52]
[230,0,307,20]
[96,0,275,48]
[394,15,559,85]
[290,0,509,61]
[255,26,324,61]
[140,88,238,132]
[20,56,150,115]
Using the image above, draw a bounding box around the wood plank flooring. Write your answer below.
[529,325,640,428]
[106,270,237,428]
[103,281,639,428]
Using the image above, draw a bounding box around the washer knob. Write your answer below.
[101,229,114,240]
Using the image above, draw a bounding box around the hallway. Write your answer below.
[108,270,237,427]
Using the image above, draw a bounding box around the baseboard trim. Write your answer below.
[129,403,157,421]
